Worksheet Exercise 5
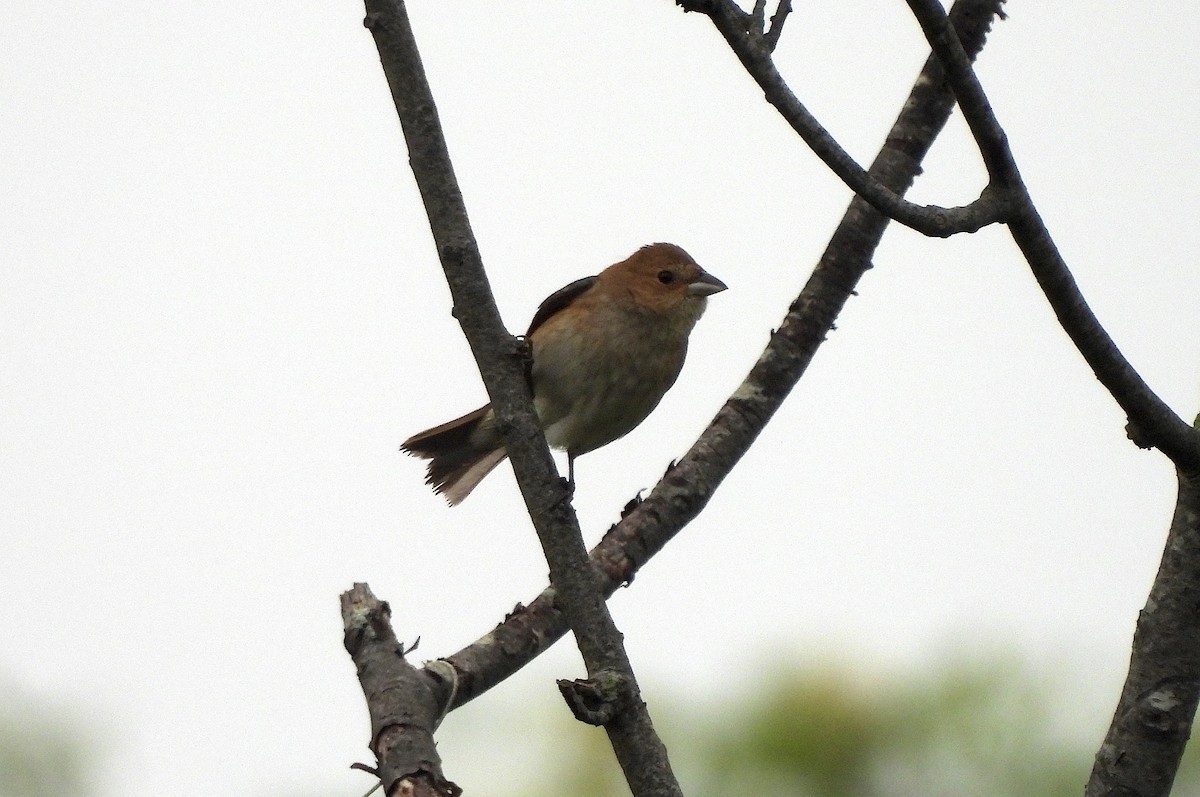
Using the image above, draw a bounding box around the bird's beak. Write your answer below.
[687,270,728,297]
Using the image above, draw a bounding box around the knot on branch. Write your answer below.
[341,583,397,655]
[557,669,637,726]
[1135,689,1188,736]
[377,769,462,797]
[1126,419,1155,451]
[1126,678,1200,739]
[675,0,717,13]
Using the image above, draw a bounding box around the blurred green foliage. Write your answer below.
[0,682,92,797]
[502,654,1200,797]
[8,654,1200,797]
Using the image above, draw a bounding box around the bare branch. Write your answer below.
[436,0,1009,711]
[362,2,682,794]
[361,3,556,509]
[764,0,792,52]
[899,3,1200,790]
[1009,206,1200,474]
[1086,467,1200,797]
[904,0,1018,185]
[676,0,1011,237]
[903,0,1200,473]
[340,583,460,797]
[750,0,766,32]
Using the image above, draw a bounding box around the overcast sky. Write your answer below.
[3,2,1199,796]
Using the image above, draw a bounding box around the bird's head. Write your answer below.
[602,242,727,319]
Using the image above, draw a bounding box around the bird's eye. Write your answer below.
[657,270,675,285]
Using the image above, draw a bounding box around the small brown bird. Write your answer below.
[402,242,726,505]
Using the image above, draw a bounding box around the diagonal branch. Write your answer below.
[362,2,682,795]
[896,3,1200,792]
[677,0,1012,237]
[1010,205,1200,474]
[902,0,1200,475]
[431,0,1007,711]
[903,0,1016,185]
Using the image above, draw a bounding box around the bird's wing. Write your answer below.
[525,275,598,337]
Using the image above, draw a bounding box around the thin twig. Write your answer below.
[750,0,766,32]
[677,0,1011,236]
[765,0,792,51]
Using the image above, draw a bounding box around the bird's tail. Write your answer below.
[401,405,508,506]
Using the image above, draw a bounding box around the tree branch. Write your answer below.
[1009,205,1200,474]
[430,0,1007,711]
[901,0,1200,474]
[748,0,791,52]
[903,0,1016,185]
[894,4,1200,791]
[362,3,682,795]
[764,1,792,51]
[1086,463,1200,797]
[341,583,460,797]
[677,0,1012,237]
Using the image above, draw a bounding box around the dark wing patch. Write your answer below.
[525,275,597,336]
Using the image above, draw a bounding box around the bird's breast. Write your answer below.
[530,305,689,456]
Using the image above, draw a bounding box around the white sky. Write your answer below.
[3,2,1199,796]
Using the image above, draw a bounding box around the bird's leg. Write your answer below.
[561,452,577,498]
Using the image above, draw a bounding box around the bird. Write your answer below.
[401,242,727,505]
